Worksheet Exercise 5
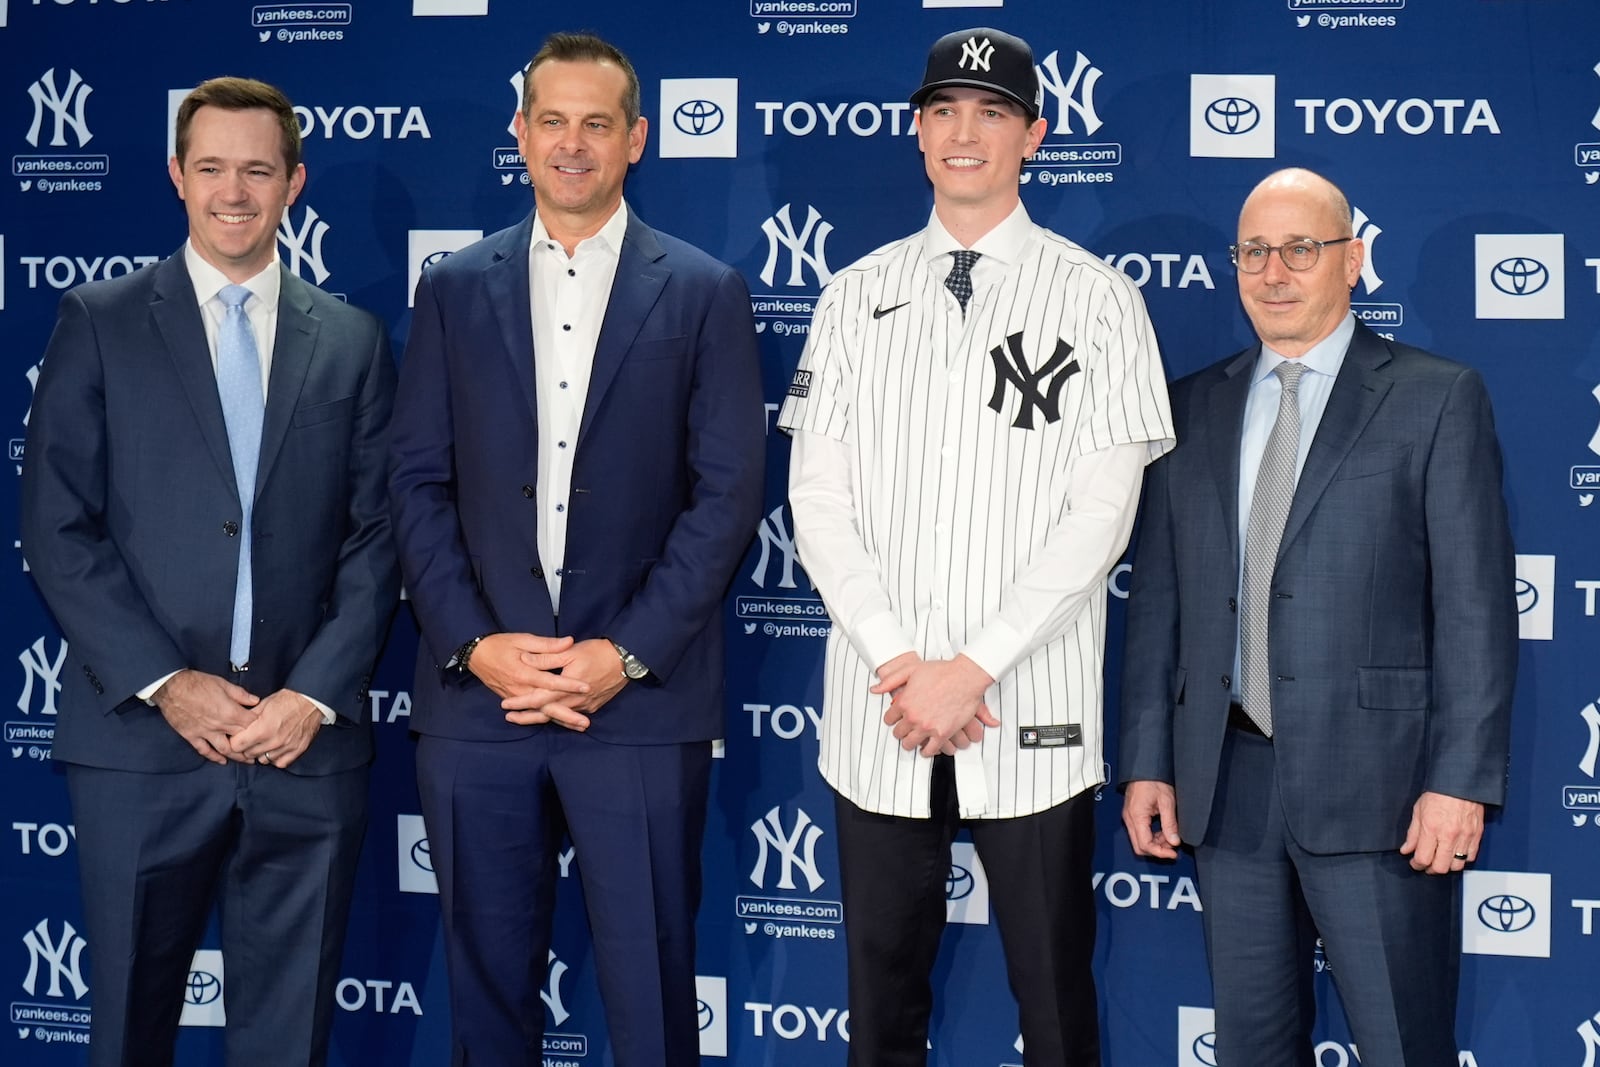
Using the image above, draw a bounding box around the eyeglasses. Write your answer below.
[1228,237,1353,274]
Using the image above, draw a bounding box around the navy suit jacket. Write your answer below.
[1120,323,1517,853]
[389,209,765,744]
[20,253,400,776]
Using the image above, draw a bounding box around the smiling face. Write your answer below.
[1235,173,1364,357]
[916,87,1046,217]
[168,105,304,284]
[515,58,646,244]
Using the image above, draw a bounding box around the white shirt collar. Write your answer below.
[183,241,281,311]
[530,198,630,257]
[922,201,1033,268]
[1254,312,1357,384]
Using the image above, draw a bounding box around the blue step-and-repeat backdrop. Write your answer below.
[2,1,1599,1064]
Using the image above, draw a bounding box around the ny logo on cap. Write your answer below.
[960,36,995,72]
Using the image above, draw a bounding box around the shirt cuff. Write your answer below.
[296,691,338,726]
[139,670,184,706]
[852,611,916,674]
[959,618,1027,685]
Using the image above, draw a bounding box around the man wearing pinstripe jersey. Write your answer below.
[777,27,1174,1067]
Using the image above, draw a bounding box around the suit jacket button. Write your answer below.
[1220,674,1231,688]
[223,521,239,536]
[1227,597,1237,612]
[530,566,544,579]
[521,484,535,498]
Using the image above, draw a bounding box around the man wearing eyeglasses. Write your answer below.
[1120,167,1516,1065]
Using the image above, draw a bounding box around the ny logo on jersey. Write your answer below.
[987,334,1080,430]
[18,636,66,717]
[541,950,570,1026]
[751,505,811,590]
[959,36,995,73]
[749,805,825,892]
[26,67,94,148]
[1352,206,1384,295]
[1580,698,1600,779]
[22,918,89,1000]
[1036,50,1102,137]
[278,205,332,284]
[760,204,833,289]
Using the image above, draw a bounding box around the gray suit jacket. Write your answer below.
[1119,322,1516,853]
[20,252,399,776]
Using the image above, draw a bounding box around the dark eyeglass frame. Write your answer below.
[1228,236,1353,274]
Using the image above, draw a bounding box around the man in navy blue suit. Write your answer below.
[1120,168,1517,1065]
[22,78,398,1066]
[388,32,765,1067]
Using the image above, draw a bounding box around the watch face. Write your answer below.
[623,658,649,680]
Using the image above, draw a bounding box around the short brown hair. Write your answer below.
[521,32,641,127]
[175,77,301,172]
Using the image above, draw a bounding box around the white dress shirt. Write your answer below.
[528,201,629,612]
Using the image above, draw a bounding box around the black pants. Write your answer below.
[834,757,1101,1067]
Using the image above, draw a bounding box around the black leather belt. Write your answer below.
[1227,702,1268,739]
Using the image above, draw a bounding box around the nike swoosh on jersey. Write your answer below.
[872,302,910,319]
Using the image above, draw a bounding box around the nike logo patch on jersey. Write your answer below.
[872,302,910,319]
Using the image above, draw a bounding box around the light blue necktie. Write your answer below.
[216,284,264,668]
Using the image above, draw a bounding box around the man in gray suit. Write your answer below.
[1120,168,1516,1065]
[21,77,397,1066]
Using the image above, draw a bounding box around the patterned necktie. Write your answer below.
[946,250,981,314]
[1238,360,1308,737]
[216,283,264,668]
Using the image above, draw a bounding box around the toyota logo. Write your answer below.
[697,998,714,1031]
[1490,257,1549,296]
[1192,1030,1219,1066]
[186,969,222,1005]
[420,250,454,270]
[1477,893,1536,933]
[946,863,975,901]
[673,100,725,137]
[1205,97,1260,135]
[410,837,433,873]
[1514,577,1538,616]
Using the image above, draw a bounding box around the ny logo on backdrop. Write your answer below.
[751,505,811,590]
[988,334,1080,430]
[1580,1008,1600,1067]
[26,68,93,148]
[507,68,525,137]
[749,806,825,892]
[22,918,88,999]
[18,637,66,717]
[1580,697,1600,778]
[1353,206,1384,293]
[541,951,570,1026]
[1036,49,1102,136]
[1592,61,1600,132]
[278,206,331,285]
[760,204,833,288]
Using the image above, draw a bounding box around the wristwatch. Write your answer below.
[609,639,650,680]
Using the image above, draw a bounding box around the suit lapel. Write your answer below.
[1205,346,1257,564]
[1277,324,1394,558]
[486,216,539,423]
[150,253,240,497]
[254,266,319,499]
[579,211,669,450]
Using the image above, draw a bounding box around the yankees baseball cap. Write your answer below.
[910,27,1043,122]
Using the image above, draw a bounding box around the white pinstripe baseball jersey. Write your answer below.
[778,205,1174,819]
